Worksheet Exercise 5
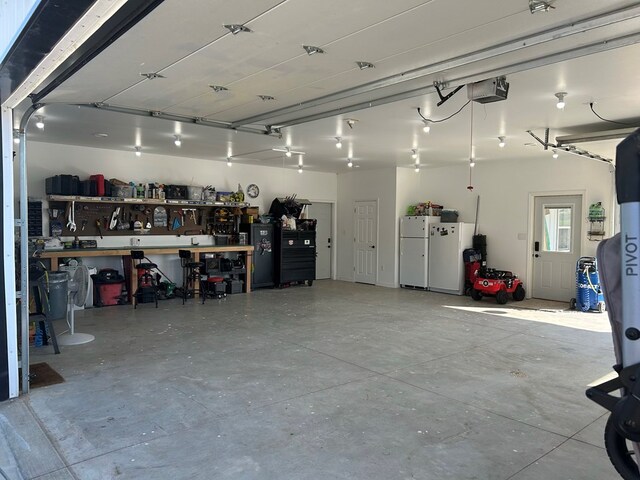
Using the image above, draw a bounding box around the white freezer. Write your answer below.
[399,216,441,288]
[400,216,440,238]
[428,222,474,295]
[400,237,429,288]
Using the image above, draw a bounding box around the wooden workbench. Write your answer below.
[38,245,254,304]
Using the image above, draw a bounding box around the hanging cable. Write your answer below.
[417,101,471,124]
[589,103,639,127]
[467,94,475,191]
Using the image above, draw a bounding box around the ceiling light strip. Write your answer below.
[231,4,640,128]
[271,32,640,128]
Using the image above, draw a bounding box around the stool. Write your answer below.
[132,250,158,308]
[179,249,205,304]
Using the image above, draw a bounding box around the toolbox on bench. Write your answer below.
[90,174,105,196]
[45,175,80,195]
[79,180,97,196]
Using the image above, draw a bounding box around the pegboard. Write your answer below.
[49,201,215,237]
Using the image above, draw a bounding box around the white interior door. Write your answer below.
[354,201,377,284]
[532,195,582,301]
[307,203,332,279]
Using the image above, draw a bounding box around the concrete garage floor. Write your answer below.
[0,280,620,479]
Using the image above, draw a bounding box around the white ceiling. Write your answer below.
[21,0,640,173]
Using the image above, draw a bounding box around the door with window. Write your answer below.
[532,195,582,301]
[354,201,377,284]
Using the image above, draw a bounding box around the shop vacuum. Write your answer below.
[585,129,640,479]
[570,257,606,313]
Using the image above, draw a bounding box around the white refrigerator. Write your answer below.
[399,216,440,288]
[428,222,475,295]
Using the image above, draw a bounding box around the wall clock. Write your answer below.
[246,184,260,198]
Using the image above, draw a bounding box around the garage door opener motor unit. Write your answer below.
[467,76,509,103]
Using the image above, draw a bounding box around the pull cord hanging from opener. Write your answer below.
[467,89,475,191]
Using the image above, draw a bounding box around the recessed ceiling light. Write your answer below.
[135,146,142,157]
[469,158,475,168]
[347,158,353,168]
[174,135,182,147]
[303,45,325,55]
[140,72,165,80]
[422,121,430,134]
[411,149,418,160]
[224,24,251,35]
[552,149,559,159]
[356,61,374,70]
[34,115,45,130]
[258,95,275,101]
[209,85,228,92]
[93,132,108,138]
[498,136,506,148]
[227,157,232,166]
[414,166,420,173]
[335,137,342,149]
[298,166,303,173]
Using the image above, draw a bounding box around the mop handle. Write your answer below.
[617,129,640,366]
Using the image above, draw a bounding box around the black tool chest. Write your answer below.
[240,223,275,288]
[274,227,316,287]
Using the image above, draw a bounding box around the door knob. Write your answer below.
[370,245,375,249]
[534,254,539,258]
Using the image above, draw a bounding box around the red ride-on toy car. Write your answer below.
[470,268,526,305]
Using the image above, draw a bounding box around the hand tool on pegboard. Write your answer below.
[95,220,103,239]
[109,207,120,230]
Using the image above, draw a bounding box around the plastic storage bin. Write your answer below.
[187,186,203,200]
[225,278,244,294]
[440,210,459,222]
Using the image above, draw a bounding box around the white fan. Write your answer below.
[57,265,95,345]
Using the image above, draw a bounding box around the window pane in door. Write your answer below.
[543,207,572,252]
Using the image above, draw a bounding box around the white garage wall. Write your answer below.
[24,141,337,282]
[336,167,397,287]
[418,155,615,284]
